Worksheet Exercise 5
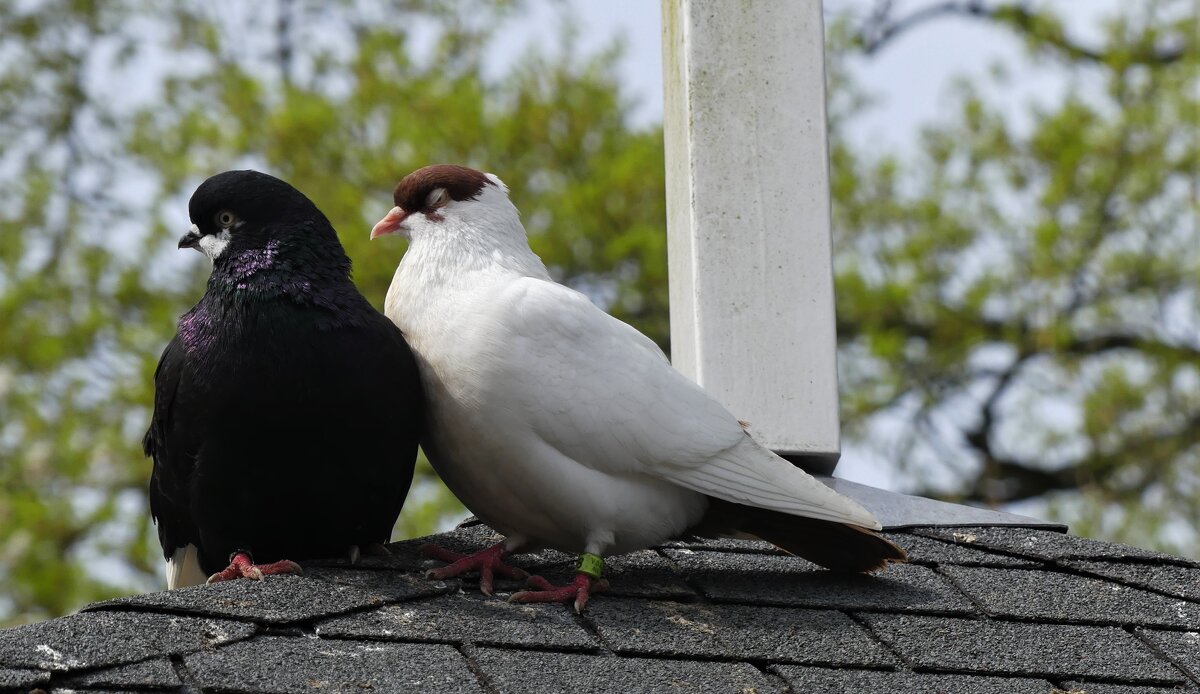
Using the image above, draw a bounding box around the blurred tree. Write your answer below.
[828,1,1198,553]
[0,0,1194,626]
[0,0,665,625]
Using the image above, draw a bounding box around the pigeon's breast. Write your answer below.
[410,310,706,553]
[422,401,707,554]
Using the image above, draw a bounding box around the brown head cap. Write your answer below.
[392,164,495,213]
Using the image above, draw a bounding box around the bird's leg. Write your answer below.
[419,541,528,596]
[206,551,303,584]
[509,552,609,613]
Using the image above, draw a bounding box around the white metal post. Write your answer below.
[662,0,840,470]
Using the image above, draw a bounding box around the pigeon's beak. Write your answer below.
[370,206,409,240]
[178,224,203,251]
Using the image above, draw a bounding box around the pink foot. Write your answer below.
[510,573,609,613]
[207,552,303,584]
[420,542,528,595]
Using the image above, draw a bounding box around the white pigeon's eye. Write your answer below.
[425,188,449,208]
[215,210,238,228]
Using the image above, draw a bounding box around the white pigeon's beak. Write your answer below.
[178,224,203,251]
[370,206,409,240]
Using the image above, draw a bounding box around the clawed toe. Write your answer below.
[419,541,526,595]
[509,573,607,613]
[207,553,302,584]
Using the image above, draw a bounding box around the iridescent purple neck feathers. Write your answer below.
[179,233,368,361]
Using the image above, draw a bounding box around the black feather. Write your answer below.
[145,170,422,576]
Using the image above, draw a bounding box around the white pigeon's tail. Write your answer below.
[659,436,882,529]
[669,437,907,572]
[693,498,908,573]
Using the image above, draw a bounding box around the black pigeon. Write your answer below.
[144,170,422,587]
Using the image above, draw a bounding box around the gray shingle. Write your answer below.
[658,536,784,555]
[884,532,1045,567]
[587,598,896,667]
[391,523,507,556]
[504,549,578,572]
[939,565,1200,628]
[44,689,138,694]
[1064,560,1200,603]
[54,657,180,689]
[303,544,431,573]
[0,666,49,688]
[1137,630,1200,684]
[771,666,1054,693]
[0,611,253,673]
[393,525,576,573]
[662,549,975,614]
[601,550,697,600]
[316,592,597,650]
[5,522,1199,692]
[661,547,820,573]
[1061,682,1200,693]
[860,613,1185,684]
[183,635,483,694]
[85,569,448,625]
[469,646,783,693]
[915,528,1199,566]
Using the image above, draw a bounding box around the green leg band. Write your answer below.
[576,552,605,580]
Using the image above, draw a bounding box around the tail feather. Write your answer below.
[166,543,208,589]
[692,498,908,573]
[659,437,882,529]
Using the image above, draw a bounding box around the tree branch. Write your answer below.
[924,410,1200,505]
[837,309,1200,363]
[857,1,1187,65]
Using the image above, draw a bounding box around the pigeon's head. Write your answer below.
[370,164,517,244]
[181,170,340,263]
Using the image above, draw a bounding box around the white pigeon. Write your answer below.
[372,164,906,610]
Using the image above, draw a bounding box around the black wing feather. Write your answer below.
[144,336,202,562]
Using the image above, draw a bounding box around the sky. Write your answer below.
[495,0,1123,139]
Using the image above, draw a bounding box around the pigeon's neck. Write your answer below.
[205,238,348,295]
[190,238,369,339]
[180,271,369,365]
[398,224,550,292]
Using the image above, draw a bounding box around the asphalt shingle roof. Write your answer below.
[1,520,1197,693]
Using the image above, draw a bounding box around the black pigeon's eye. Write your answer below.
[215,210,238,228]
[425,188,449,209]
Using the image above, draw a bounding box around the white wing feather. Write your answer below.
[494,278,880,529]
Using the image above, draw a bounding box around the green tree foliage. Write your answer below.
[0,0,1194,626]
[829,1,1198,552]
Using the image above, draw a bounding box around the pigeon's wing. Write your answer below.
[142,336,183,462]
[495,278,878,528]
[143,336,204,574]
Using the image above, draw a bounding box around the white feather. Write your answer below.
[198,228,231,260]
[165,544,207,589]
